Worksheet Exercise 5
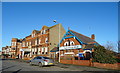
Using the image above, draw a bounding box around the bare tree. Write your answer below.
[104,41,120,52]
[104,41,115,51]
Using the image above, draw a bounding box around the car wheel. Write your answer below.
[38,63,43,67]
[29,62,33,66]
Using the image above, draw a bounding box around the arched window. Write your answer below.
[70,41,75,46]
[64,42,69,46]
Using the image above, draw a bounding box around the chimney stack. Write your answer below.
[91,34,95,40]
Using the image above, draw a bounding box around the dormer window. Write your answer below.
[11,42,16,46]
[41,30,46,35]
[32,33,35,38]
[32,34,34,38]
[43,30,46,34]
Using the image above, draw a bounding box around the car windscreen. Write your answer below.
[43,57,50,59]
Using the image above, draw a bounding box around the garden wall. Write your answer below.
[60,59,91,66]
[60,59,120,70]
[93,62,120,70]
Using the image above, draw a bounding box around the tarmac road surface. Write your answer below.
[1,59,117,72]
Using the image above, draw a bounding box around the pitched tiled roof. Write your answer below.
[70,30,97,44]
[50,47,59,52]
[84,44,95,49]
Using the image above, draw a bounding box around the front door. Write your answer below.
[85,52,91,60]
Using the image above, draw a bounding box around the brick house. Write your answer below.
[51,29,99,64]
[19,24,66,60]
[11,38,22,58]
[2,46,12,58]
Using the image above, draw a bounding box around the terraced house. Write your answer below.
[11,38,22,58]
[12,24,66,60]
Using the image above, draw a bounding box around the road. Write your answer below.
[1,59,117,72]
[1,59,73,71]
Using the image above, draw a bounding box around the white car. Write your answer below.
[29,56,54,67]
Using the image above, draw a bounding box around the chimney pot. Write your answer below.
[91,34,95,40]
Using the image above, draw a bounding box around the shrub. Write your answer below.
[92,45,117,64]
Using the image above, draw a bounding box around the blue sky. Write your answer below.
[2,2,118,52]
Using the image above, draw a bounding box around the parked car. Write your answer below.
[29,56,54,67]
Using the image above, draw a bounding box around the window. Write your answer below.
[37,57,42,59]
[45,47,48,54]
[22,42,25,47]
[41,30,46,34]
[32,34,34,38]
[41,48,44,54]
[43,30,46,34]
[32,33,35,38]
[41,30,44,34]
[12,42,16,46]
[35,39,37,45]
[29,41,31,46]
[42,52,44,54]
[14,42,16,46]
[38,48,40,54]
[39,39,41,44]
[45,38,48,43]
[34,33,35,37]
[43,57,50,59]
[64,40,75,46]
[70,41,75,46]
[64,42,69,46]
[35,52,37,55]
[27,42,28,46]
[11,42,14,46]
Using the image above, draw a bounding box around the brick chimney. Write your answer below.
[91,34,95,40]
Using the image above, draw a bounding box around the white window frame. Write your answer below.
[70,41,75,46]
[22,42,25,47]
[43,30,46,34]
[64,42,69,46]
[45,38,48,43]
[35,39,37,45]
[29,41,31,46]
[27,42,28,46]
[41,48,44,52]
[39,39,41,44]
[45,47,48,52]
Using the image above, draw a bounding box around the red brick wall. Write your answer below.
[60,60,73,64]
[93,62,120,70]
[60,59,90,66]
[73,60,90,66]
